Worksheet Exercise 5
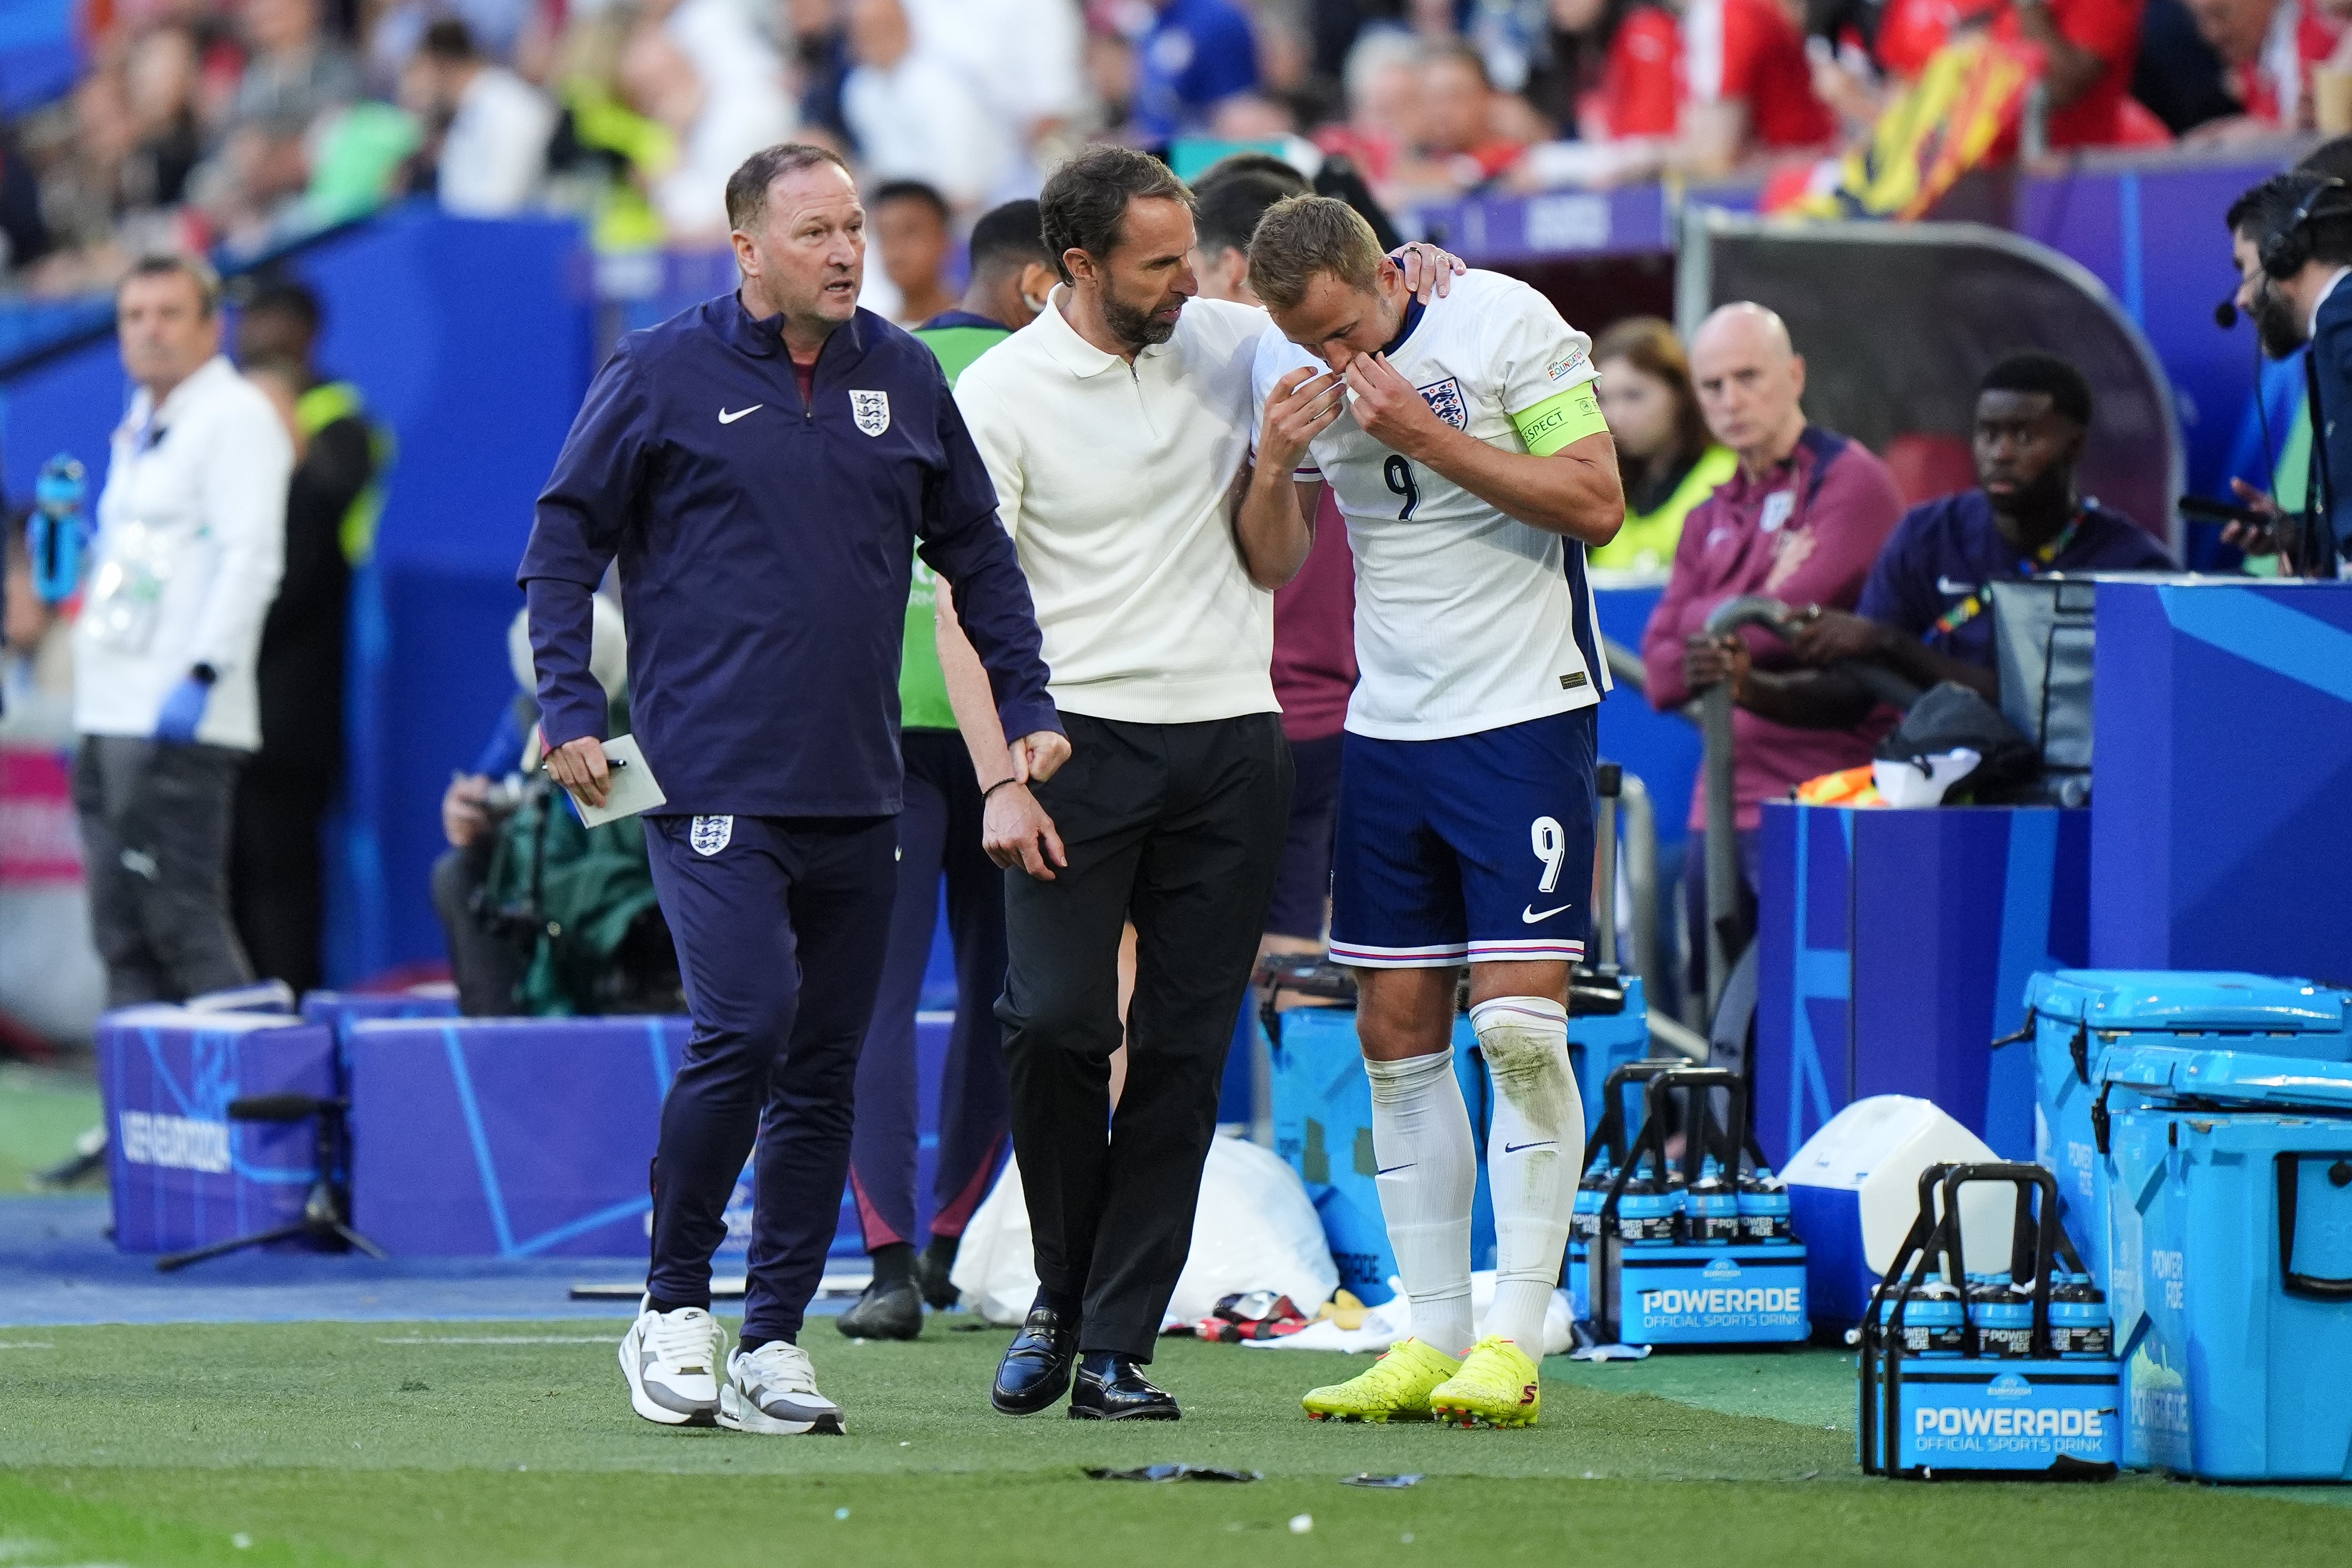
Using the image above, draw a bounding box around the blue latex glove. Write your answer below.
[154,676,211,744]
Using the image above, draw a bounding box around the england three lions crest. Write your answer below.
[1416,376,1468,430]
[849,390,891,437]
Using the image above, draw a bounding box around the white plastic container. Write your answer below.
[1784,1095,2007,1331]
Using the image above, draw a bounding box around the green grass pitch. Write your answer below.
[1,1318,2346,1566]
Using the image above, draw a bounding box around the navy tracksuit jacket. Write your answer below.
[517,294,1058,1339]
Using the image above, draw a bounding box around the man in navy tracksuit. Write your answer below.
[520,144,1064,1437]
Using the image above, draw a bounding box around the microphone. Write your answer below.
[2216,297,2240,328]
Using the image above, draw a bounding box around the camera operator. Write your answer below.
[1719,353,2174,730]
[432,599,630,1015]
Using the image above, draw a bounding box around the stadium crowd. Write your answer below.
[0,0,2339,294]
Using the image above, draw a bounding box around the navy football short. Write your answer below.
[1328,708,1597,968]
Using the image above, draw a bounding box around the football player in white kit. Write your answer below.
[1235,196,1623,1427]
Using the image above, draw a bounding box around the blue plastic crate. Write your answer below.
[2018,969,2351,1286]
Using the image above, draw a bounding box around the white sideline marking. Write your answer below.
[0,1342,55,1349]
[374,1336,612,1345]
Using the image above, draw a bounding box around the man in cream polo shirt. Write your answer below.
[944,147,1456,1421]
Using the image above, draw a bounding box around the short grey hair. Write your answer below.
[120,252,223,318]
[726,143,853,233]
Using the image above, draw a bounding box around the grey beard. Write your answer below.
[1103,292,1177,351]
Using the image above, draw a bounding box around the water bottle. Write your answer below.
[1615,1160,1677,1244]
[1687,1156,1741,1244]
[1737,1165,1792,1243]
[1878,1274,1966,1356]
[2048,1272,2113,1359]
[1572,1162,1614,1245]
[27,453,88,604]
[1967,1273,2036,1358]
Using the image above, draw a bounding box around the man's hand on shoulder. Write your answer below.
[544,735,611,808]
[1343,352,1448,461]
[1392,242,1466,302]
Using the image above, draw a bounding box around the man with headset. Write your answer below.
[2223,170,2352,577]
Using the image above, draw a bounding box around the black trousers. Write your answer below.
[1000,711,1292,1359]
[231,762,334,997]
[72,735,255,1008]
[642,813,898,1343]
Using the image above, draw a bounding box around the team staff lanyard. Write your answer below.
[1928,507,2083,642]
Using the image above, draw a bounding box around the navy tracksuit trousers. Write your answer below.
[848,730,1010,1251]
[642,812,896,1343]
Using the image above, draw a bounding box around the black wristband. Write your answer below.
[982,777,1023,803]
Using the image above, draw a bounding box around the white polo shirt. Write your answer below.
[73,354,292,751]
[953,287,1279,725]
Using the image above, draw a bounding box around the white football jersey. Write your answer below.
[1250,269,1611,741]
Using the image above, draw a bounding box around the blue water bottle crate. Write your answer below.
[1859,1162,2119,1480]
[2008,969,2351,1289]
[1582,1065,1808,1347]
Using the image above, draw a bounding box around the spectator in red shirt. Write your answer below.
[1386,40,1531,199]
[1864,0,2150,147]
[2183,0,2337,134]
[1640,303,1904,1001]
[1516,0,1833,185]
[1675,0,1839,171]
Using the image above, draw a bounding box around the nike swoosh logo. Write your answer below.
[1502,1141,1556,1154]
[718,405,763,424]
[1522,903,1573,923]
[1375,1163,1415,1176]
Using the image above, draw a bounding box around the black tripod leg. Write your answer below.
[156,1222,310,1273]
[331,1223,389,1261]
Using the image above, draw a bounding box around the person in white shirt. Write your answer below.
[73,254,292,1006]
[841,0,1016,213]
[1239,195,1623,1428]
[946,147,1460,1422]
[407,20,555,218]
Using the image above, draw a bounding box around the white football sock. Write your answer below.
[1470,995,1583,1354]
[1364,1048,1475,1359]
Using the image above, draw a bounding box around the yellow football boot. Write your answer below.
[1301,1337,1462,1422]
[1427,1335,1542,1428]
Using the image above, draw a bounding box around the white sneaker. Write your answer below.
[619,1295,726,1426]
[718,1340,846,1436]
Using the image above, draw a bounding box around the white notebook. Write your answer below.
[568,734,667,827]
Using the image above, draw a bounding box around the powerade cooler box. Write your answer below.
[1270,972,1655,1304]
[2099,1045,2352,1480]
[1860,1163,2121,1480]
[1583,1067,1808,1346]
[2015,970,2351,1289]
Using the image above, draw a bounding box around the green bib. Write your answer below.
[901,319,1013,730]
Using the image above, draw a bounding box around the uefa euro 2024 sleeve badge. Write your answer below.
[850,390,891,437]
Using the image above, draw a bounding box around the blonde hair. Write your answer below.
[1246,194,1384,313]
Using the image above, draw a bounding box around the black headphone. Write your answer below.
[2261,175,2352,280]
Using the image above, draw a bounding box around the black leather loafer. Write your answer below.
[991,1305,1079,1415]
[1068,1352,1179,1420]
